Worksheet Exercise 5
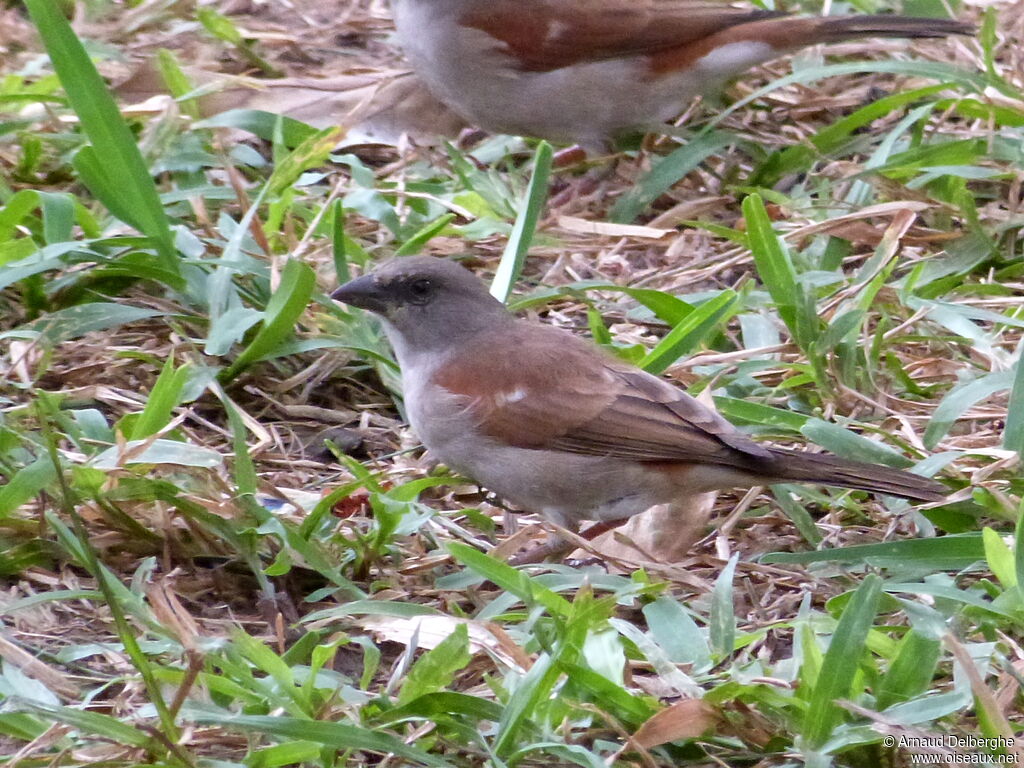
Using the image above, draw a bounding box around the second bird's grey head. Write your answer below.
[331,256,512,357]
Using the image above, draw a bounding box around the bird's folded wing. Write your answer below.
[549,366,773,464]
[432,326,770,466]
[459,0,782,72]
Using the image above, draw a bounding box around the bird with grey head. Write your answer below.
[332,257,945,562]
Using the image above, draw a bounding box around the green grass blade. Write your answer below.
[710,553,738,660]
[39,191,73,244]
[800,419,914,469]
[556,661,653,724]
[742,194,817,351]
[129,356,191,440]
[640,289,739,375]
[14,702,152,748]
[374,691,504,725]
[490,141,553,303]
[21,303,162,344]
[220,390,258,497]
[801,574,882,748]
[707,62,987,133]
[1016,508,1024,605]
[762,534,984,569]
[395,213,457,256]
[186,711,449,767]
[982,527,1017,589]
[642,596,712,671]
[770,486,824,546]
[220,258,316,382]
[752,86,948,186]
[24,0,178,273]
[398,623,471,705]
[611,131,735,223]
[265,126,343,199]
[876,630,941,710]
[36,412,180,750]
[1002,350,1024,455]
[713,396,809,432]
[446,541,572,619]
[331,198,350,282]
[0,189,41,241]
[155,48,200,120]
[924,369,1015,449]
[194,108,319,146]
[495,652,559,757]
[0,455,56,518]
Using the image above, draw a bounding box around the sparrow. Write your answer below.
[390,0,972,147]
[331,257,945,559]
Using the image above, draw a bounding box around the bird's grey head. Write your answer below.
[331,256,512,359]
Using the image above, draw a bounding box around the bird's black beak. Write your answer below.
[331,275,388,314]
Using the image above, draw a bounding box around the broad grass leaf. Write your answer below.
[92,440,223,469]
[495,652,559,757]
[375,691,504,725]
[557,660,653,724]
[220,258,316,382]
[800,419,914,469]
[301,601,443,624]
[640,290,739,374]
[762,534,984,569]
[708,62,987,133]
[0,189,41,240]
[924,369,1015,449]
[395,213,456,256]
[889,582,1013,619]
[14,701,150,747]
[982,527,1017,588]
[876,630,942,711]
[743,194,817,350]
[266,126,344,198]
[398,623,471,705]
[713,396,808,432]
[642,597,712,671]
[801,574,881,748]
[610,618,703,697]
[770,485,824,546]
[205,306,263,356]
[0,456,56,518]
[880,689,974,724]
[21,303,162,344]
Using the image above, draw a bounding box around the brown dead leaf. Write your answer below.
[146,576,202,650]
[585,493,717,564]
[354,615,530,672]
[0,635,81,699]
[633,698,720,748]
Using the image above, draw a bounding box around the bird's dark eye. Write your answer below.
[407,278,434,303]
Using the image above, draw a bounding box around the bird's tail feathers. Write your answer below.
[813,15,974,41]
[765,448,946,502]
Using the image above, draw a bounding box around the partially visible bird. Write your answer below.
[332,257,945,561]
[390,0,972,148]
